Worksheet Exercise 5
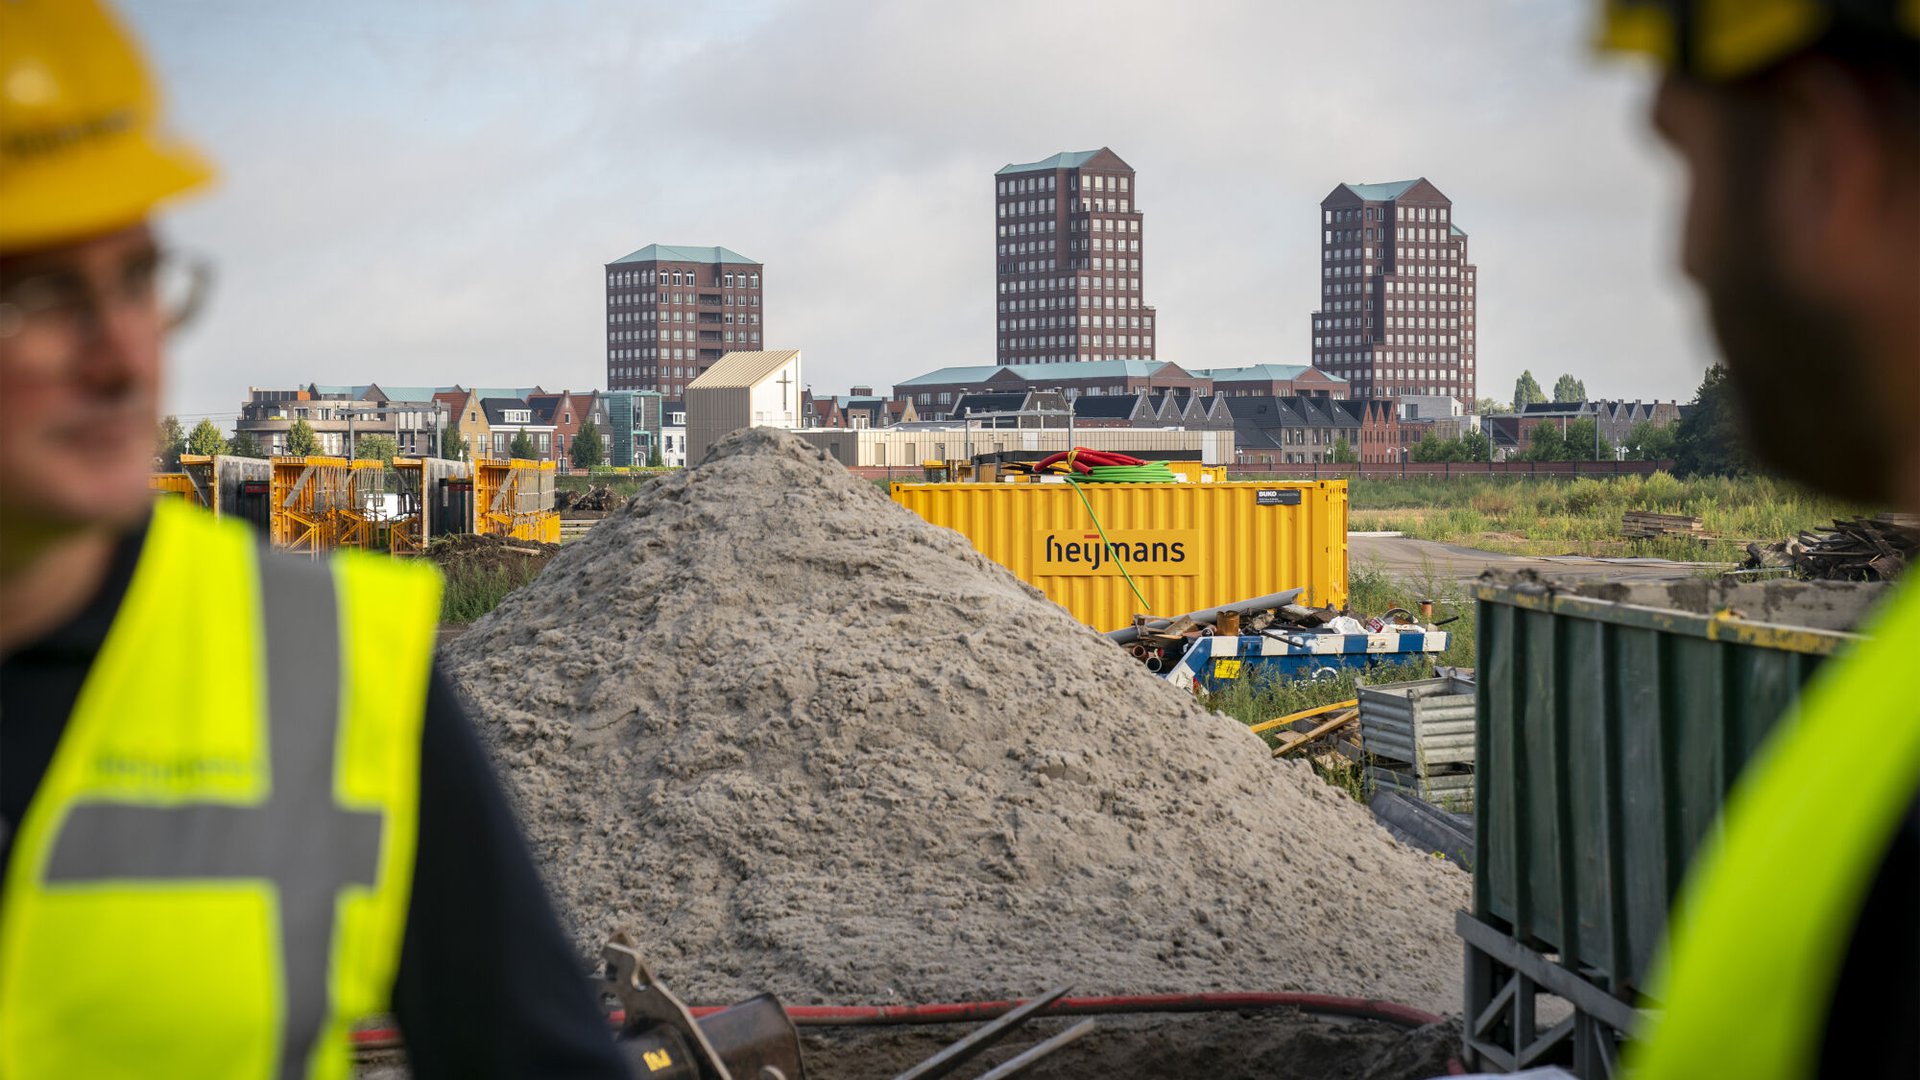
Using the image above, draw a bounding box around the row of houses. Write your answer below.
[236,384,695,467]
[889,360,1349,418]
[238,353,1684,473]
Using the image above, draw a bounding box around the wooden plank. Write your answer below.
[1249,698,1359,736]
[1273,708,1359,758]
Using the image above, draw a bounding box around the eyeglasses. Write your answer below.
[0,247,213,360]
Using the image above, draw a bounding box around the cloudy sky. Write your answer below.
[122,0,1722,427]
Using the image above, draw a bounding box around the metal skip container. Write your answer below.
[1359,675,1477,808]
[1461,574,1886,1077]
[888,480,1348,633]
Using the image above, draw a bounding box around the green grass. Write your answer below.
[440,563,546,623]
[1345,472,1859,562]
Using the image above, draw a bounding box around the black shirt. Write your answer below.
[0,522,629,1079]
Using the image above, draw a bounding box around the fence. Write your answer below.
[1226,459,1676,480]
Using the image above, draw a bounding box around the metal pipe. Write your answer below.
[351,991,1448,1053]
[1105,588,1304,645]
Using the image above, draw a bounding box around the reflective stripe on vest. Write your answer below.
[1628,579,1920,1078]
[0,500,441,1080]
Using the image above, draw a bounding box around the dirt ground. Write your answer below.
[357,1010,1460,1080]
[801,1011,1459,1080]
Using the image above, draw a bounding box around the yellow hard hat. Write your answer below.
[0,0,214,252]
[1600,0,1920,81]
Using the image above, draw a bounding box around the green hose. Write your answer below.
[1077,462,1181,483]
[1064,476,1151,614]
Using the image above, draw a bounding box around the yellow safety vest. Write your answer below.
[0,499,441,1080]
[1629,579,1920,1077]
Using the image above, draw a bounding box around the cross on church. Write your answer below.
[776,369,793,412]
[43,557,382,1080]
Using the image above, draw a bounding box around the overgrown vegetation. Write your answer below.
[1347,471,1857,561]
[440,562,546,622]
[555,471,670,498]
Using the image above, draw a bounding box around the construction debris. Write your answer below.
[1742,514,1920,581]
[1621,510,1703,540]
[425,531,560,581]
[555,484,631,513]
[440,428,1469,1017]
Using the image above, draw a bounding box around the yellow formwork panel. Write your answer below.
[148,472,200,504]
[270,455,354,556]
[889,480,1348,633]
[473,458,559,544]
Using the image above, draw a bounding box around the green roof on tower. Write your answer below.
[609,244,759,265]
[995,150,1105,176]
[1339,179,1422,201]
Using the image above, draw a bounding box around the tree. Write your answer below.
[1460,428,1492,462]
[286,418,319,456]
[185,418,228,457]
[1522,418,1611,461]
[1410,429,1493,463]
[440,422,468,461]
[1475,397,1507,416]
[227,429,265,458]
[1552,374,1587,403]
[156,415,186,470]
[1670,364,1751,477]
[1513,371,1546,408]
[1328,435,1358,464]
[508,431,536,460]
[1410,433,1454,462]
[571,419,604,468]
[1562,417,1611,460]
[1624,420,1676,462]
[355,433,399,465]
[1522,421,1569,461]
[646,439,664,468]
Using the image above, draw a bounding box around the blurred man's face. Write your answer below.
[1652,74,1897,502]
[0,225,166,538]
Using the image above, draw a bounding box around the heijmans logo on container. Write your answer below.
[1037,530,1201,576]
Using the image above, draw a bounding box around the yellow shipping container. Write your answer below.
[889,480,1348,632]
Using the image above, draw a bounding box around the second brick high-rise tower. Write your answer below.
[1309,178,1478,404]
[994,147,1157,366]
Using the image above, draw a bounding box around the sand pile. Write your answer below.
[441,429,1468,1015]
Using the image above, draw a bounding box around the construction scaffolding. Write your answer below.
[270,456,394,557]
[391,457,474,555]
[473,457,559,544]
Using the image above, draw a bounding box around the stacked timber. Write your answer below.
[1743,514,1920,581]
[1622,510,1704,539]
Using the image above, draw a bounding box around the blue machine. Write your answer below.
[1163,627,1450,693]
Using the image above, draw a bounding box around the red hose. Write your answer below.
[350,991,1447,1051]
[1033,447,1149,473]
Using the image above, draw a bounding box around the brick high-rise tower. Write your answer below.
[604,244,763,397]
[994,148,1156,365]
[1309,179,1477,405]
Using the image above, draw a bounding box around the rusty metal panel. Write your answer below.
[889,480,1347,632]
[1473,577,1882,1005]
